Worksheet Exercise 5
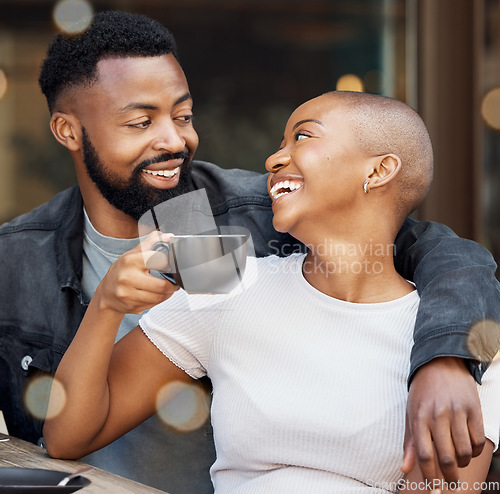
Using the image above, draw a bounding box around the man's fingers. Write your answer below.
[114,272,171,299]
[144,231,173,249]
[144,250,169,272]
[126,231,173,254]
[430,421,459,485]
[401,442,416,474]
[113,252,177,297]
[140,232,173,271]
[401,414,416,474]
[411,419,438,482]
[467,405,486,458]
[113,276,179,314]
[449,411,473,469]
[118,232,173,273]
[405,357,486,491]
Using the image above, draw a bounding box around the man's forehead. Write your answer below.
[62,54,188,116]
[95,54,179,81]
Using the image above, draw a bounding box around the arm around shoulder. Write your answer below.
[394,218,500,382]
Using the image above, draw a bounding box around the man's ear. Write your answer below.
[50,112,81,152]
[366,154,401,191]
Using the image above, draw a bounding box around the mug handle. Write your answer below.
[151,241,178,285]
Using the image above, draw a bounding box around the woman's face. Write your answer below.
[265,94,370,240]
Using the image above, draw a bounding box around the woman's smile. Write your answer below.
[269,178,304,201]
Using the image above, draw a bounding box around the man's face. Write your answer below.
[74,54,199,220]
[81,127,193,220]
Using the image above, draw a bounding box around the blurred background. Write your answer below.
[0,0,499,274]
[0,0,500,487]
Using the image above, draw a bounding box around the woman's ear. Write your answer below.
[50,112,81,152]
[365,154,402,191]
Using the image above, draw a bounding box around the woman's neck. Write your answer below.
[301,234,414,303]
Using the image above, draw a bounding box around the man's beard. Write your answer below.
[81,127,194,221]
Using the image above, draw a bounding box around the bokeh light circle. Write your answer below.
[156,381,210,432]
[24,375,67,421]
[53,0,94,35]
[467,319,500,363]
[0,69,8,100]
[336,74,364,93]
[481,88,500,130]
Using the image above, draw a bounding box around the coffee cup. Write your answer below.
[151,234,247,294]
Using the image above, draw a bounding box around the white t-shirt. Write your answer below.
[140,253,500,494]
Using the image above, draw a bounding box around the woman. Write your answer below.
[44,91,500,493]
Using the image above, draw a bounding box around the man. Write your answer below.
[0,10,498,494]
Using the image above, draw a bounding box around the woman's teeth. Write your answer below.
[270,180,303,200]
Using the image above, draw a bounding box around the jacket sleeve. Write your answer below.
[394,217,500,384]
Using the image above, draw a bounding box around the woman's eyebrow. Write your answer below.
[292,119,325,131]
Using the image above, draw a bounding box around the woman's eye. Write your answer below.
[295,132,310,141]
[129,120,151,129]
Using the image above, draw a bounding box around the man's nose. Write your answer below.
[152,121,186,154]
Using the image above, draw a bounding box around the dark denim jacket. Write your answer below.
[1,161,499,486]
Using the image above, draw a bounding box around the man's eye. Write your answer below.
[175,115,193,124]
[129,120,151,129]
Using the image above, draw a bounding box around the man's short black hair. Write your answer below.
[39,10,179,113]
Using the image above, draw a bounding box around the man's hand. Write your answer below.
[96,232,178,316]
[401,357,485,486]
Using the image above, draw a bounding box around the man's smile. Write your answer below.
[139,155,188,188]
[142,166,180,178]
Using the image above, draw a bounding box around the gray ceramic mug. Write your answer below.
[151,234,247,294]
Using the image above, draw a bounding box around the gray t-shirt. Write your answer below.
[80,209,215,494]
[82,209,142,341]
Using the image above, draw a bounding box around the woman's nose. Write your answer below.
[265,149,291,173]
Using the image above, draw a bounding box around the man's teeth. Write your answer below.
[270,180,303,200]
[142,167,180,178]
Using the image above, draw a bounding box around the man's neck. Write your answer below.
[83,199,139,239]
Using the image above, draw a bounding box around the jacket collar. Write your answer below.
[53,186,86,303]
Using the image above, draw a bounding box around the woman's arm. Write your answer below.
[43,234,184,458]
